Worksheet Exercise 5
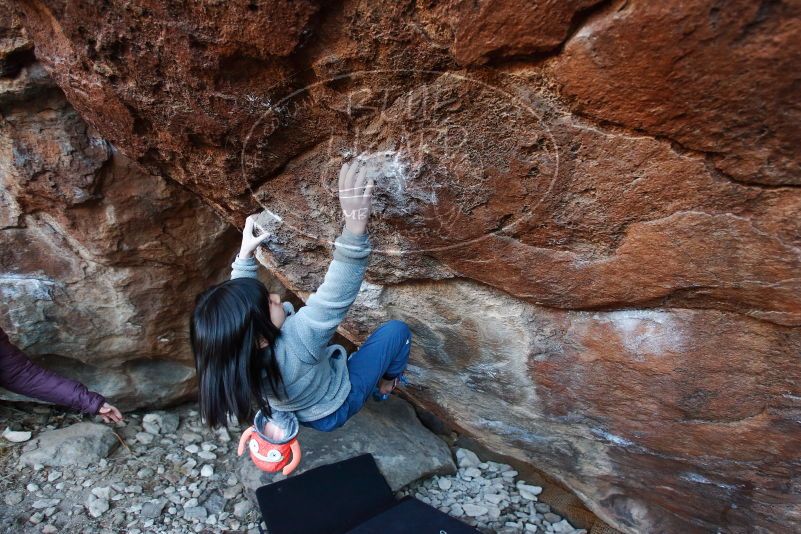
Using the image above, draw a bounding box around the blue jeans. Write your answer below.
[301,320,411,432]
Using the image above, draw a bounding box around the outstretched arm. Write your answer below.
[282,228,371,360]
[283,157,375,360]
[0,327,107,416]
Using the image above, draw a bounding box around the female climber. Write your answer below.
[190,156,411,432]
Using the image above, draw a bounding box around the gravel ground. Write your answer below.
[398,448,584,534]
[0,402,583,533]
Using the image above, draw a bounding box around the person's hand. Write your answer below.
[239,214,271,259]
[338,157,375,235]
[98,403,123,424]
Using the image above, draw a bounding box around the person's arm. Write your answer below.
[282,227,371,361]
[0,327,106,415]
[282,157,375,361]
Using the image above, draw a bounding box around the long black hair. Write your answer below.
[190,277,284,428]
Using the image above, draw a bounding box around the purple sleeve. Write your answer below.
[0,327,105,415]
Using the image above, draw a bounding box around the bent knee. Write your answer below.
[383,319,411,340]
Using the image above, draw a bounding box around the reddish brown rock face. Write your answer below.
[0,9,238,408]
[10,0,801,531]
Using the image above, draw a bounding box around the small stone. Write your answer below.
[4,492,23,505]
[26,483,40,492]
[462,503,489,517]
[29,512,44,524]
[518,483,543,501]
[437,478,452,491]
[535,503,551,514]
[201,442,217,452]
[544,512,561,524]
[185,444,200,454]
[137,467,155,479]
[141,499,167,519]
[91,487,111,500]
[135,432,154,445]
[450,503,464,517]
[203,491,226,515]
[525,524,539,532]
[42,525,58,534]
[47,471,62,482]
[85,495,110,518]
[184,506,208,522]
[201,465,214,478]
[2,428,32,442]
[552,519,574,533]
[142,413,164,434]
[484,493,504,505]
[124,485,143,494]
[197,451,217,461]
[32,499,60,509]
[223,484,242,499]
[215,427,231,443]
[455,448,481,468]
[463,467,482,478]
[233,500,252,519]
[182,432,202,443]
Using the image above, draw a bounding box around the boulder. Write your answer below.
[0,5,238,410]
[8,0,801,532]
[19,423,118,467]
[238,396,455,494]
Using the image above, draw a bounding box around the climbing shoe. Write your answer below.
[371,373,409,401]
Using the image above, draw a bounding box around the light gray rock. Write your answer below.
[456,448,481,468]
[141,499,167,519]
[19,423,118,468]
[184,506,208,522]
[518,482,543,501]
[202,491,226,516]
[463,467,482,479]
[182,432,202,443]
[535,503,551,514]
[85,495,109,518]
[32,499,60,509]
[552,519,574,533]
[223,484,242,499]
[91,487,111,500]
[142,414,163,435]
[4,492,22,505]
[463,503,488,517]
[238,397,454,494]
[136,432,154,445]
[233,500,252,519]
[544,512,561,524]
[137,467,155,479]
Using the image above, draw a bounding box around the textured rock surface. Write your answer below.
[0,10,237,409]
[19,423,118,467]
[10,1,801,532]
[238,396,456,494]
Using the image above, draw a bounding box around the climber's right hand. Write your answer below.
[238,214,271,259]
[338,156,375,236]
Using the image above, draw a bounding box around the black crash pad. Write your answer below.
[256,453,396,534]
